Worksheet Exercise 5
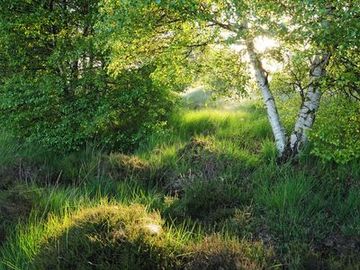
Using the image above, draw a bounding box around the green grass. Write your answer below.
[0,102,359,269]
[0,181,271,270]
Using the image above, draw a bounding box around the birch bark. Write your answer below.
[289,53,331,154]
[245,39,287,156]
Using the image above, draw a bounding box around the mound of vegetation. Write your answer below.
[161,137,227,194]
[168,180,248,223]
[31,204,178,270]
[1,203,272,270]
[185,235,271,270]
[106,153,151,182]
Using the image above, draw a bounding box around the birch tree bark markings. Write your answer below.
[245,39,287,156]
[245,32,331,158]
[289,53,331,153]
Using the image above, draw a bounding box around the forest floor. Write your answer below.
[0,101,359,269]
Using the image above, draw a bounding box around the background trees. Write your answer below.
[98,0,359,160]
[0,0,358,162]
[0,0,175,152]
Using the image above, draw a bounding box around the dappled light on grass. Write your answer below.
[144,223,162,235]
[1,104,359,269]
[0,0,359,268]
[1,199,272,270]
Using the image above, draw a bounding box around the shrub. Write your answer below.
[0,1,176,153]
[310,97,360,164]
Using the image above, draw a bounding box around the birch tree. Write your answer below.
[98,0,359,160]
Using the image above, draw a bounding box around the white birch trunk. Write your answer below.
[245,40,287,156]
[289,53,331,153]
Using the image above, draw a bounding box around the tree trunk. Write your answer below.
[288,53,331,155]
[245,40,287,156]
[245,36,330,160]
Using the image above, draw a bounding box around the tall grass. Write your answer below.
[1,102,359,269]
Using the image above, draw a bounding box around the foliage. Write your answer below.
[0,0,176,152]
[1,0,359,157]
[97,0,360,159]
[310,97,360,163]
[197,48,249,96]
[97,0,213,90]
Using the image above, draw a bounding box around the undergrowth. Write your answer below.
[0,103,359,269]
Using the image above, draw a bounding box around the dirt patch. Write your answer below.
[318,234,360,257]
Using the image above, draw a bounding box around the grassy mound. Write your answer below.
[31,204,179,270]
[1,201,273,270]
[168,180,248,223]
[106,153,151,182]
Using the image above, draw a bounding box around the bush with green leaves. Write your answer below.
[310,97,360,164]
[0,0,176,153]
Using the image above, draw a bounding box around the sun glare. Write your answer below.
[254,36,279,53]
[221,31,283,72]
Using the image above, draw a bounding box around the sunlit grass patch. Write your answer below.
[28,203,176,270]
[0,183,177,270]
[2,202,168,269]
[1,196,273,270]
